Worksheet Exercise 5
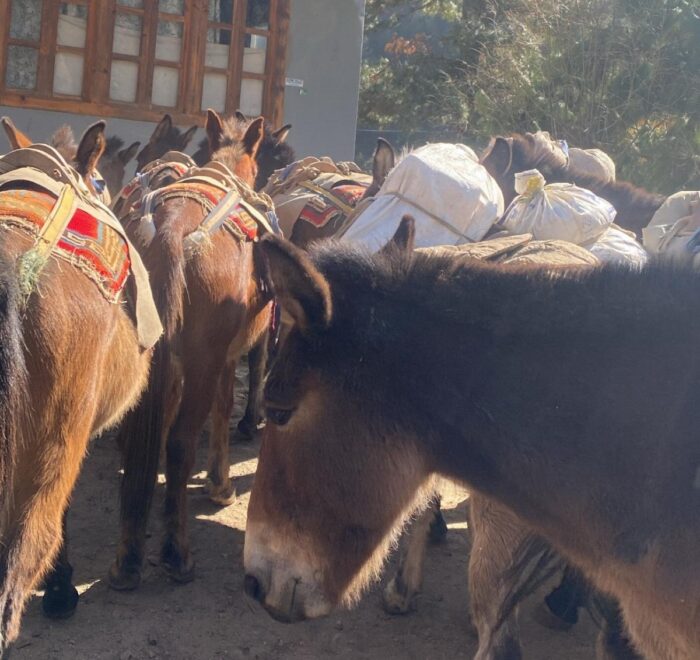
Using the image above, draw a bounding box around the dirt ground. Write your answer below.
[15,367,599,659]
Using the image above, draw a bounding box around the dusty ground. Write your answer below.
[15,367,598,659]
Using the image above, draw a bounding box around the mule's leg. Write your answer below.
[206,357,237,505]
[235,332,268,442]
[533,565,589,630]
[596,601,643,660]
[428,494,448,544]
[41,510,79,619]
[109,346,171,591]
[0,428,91,650]
[382,498,438,614]
[161,353,225,582]
[469,495,529,660]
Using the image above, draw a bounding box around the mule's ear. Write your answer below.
[235,110,248,123]
[242,117,265,158]
[272,124,292,143]
[119,141,140,164]
[257,234,332,333]
[372,137,395,189]
[150,114,172,143]
[1,117,32,150]
[75,120,107,177]
[380,215,416,256]
[482,136,513,175]
[205,109,224,154]
[180,124,198,148]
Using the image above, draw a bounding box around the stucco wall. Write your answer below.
[0,0,365,171]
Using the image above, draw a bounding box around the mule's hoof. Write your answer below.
[161,547,195,584]
[108,562,141,591]
[234,418,263,443]
[42,581,79,619]
[428,511,448,544]
[382,576,417,615]
[206,478,237,506]
[532,601,575,632]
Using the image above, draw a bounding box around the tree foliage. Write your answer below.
[359,0,700,193]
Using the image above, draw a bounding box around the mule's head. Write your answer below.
[361,137,396,200]
[136,114,197,171]
[255,123,294,191]
[206,109,264,188]
[245,218,435,622]
[99,136,140,198]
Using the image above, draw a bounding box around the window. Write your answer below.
[0,0,289,125]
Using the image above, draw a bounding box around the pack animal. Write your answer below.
[244,223,700,660]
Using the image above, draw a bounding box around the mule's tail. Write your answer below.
[0,252,26,518]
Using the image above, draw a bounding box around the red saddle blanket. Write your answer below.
[298,183,368,228]
[0,188,130,302]
[152,181,260,242]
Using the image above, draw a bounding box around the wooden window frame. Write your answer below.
[0,0,289,127]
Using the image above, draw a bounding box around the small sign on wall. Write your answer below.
[285,78,304,88]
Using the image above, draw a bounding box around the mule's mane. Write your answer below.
[51,125,77,160]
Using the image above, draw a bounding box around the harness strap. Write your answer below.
[298,180,357,216]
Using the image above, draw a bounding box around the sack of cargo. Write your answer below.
[339,143,504,251]
[585,225,648,268]
[568,147,616,182]
[498,169,616,244]
[642,191,700,267]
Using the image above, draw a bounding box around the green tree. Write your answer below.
[359,0,700,193]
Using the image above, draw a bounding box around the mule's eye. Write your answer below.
[266,406,295,426]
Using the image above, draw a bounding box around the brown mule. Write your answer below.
[0,122,155,655]
[109,110,273,590]
[135,114,198,172]
[480,133,665,238]
[244,221,700,659]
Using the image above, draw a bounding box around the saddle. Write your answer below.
[263,156,372,237]
[134,160,276,257]
[0,145,162,349]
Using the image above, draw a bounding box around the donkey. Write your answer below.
[135,114,198,173]
[244,221,700,660]
[481,133,665,238]
[108,110,272,590]
[191,110,295,191]
[0,122,155,655]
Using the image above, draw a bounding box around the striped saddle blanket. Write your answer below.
[0,188,130,302]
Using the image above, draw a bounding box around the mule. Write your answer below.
[191,110,295,191]
[244,221,700,660]
[0,122,155,655]
[481,133,665,238]
[109,110,273,590]
[100,136,140,199]
[135,114,198,173]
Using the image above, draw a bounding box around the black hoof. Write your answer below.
[234,417,263,443]
[42,580,79,620]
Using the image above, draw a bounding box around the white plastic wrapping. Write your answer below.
[340,143,504,251]
[586,225,648,268]
[499,169,616,244]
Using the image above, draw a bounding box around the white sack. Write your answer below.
[568,147,616,182]
[586,225,648,268]
[498,169,616,244]
[340,143,503,251]
[642,191,700,266]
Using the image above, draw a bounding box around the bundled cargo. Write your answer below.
[498,169,647,266]
[642,191,700,267]
[339,143,504,251]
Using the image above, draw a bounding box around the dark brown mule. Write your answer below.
[135,114,198,172]
[245,223,700,660]
[481,133,665,238]
[100,136,140,199]
[192,110,295,191]
[109,110,272,589]
[0,122,153,655]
